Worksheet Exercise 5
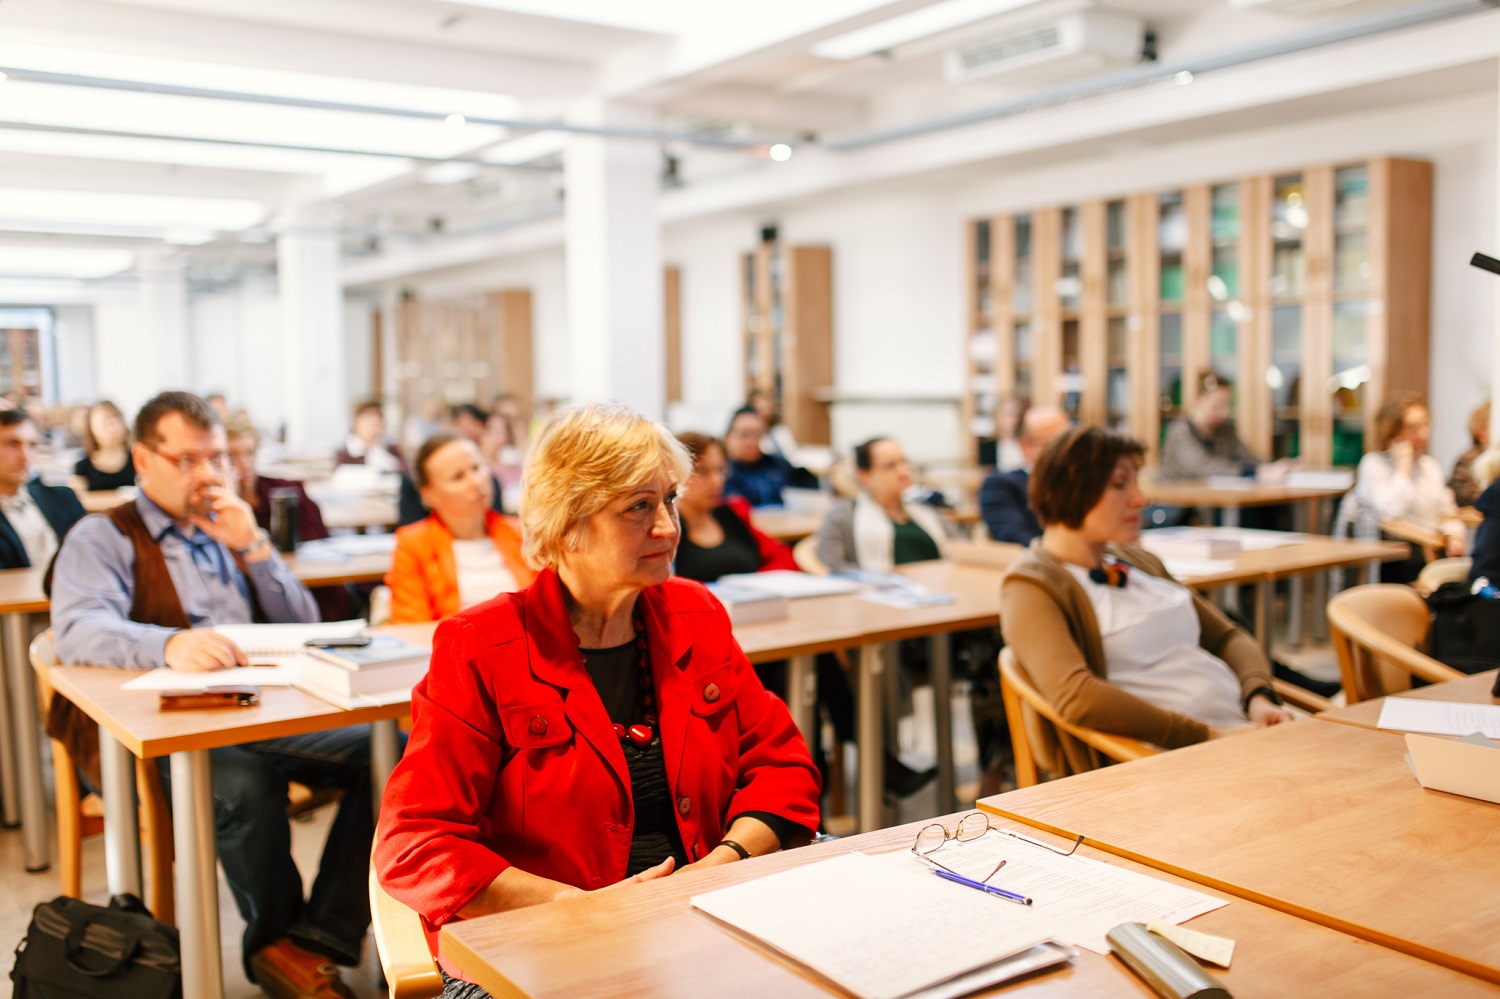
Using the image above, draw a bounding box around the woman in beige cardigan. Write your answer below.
[1000,426,1294,772]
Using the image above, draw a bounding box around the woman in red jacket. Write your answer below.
[375,404,821,992]
[386,434,535,623]
[673,431,797,581]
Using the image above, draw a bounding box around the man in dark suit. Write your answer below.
[0,408,85,569]
[978,404,1070,545]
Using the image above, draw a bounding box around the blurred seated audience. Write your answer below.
[1001,426,1295,770]
[815,437,948,572]
[1449,401,1490,508]
[72,401,137,492]
[1339,392,1464,583]
[747,388,799,466]
[336,401,405,474]
[481,407,526,514]
[723,405,816,508]
[673,432,797,581]
[1467,447,1500,588]
[450,402,488,446]
[0,409,84,570]
[978,404,1070,545]
[1159,372,1265,481]
[387,433,534,623]
[226,416,352,621]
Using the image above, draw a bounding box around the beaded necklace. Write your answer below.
[608,610,658,750]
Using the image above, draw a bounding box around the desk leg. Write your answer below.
[0,614,16,826]
[1286,503,1308,647]
[928,635,955,813]
[856,642,885,834]
[1256,579,1274,658]
[7,613,48,869]
[370,719,400,818]
[784,655,817,752]
[99,729,142,896]
[171,750,224,999]
[1222,506,1242,616]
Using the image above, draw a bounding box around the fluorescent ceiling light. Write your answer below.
[421,162,482,184]
[440,0,679,34]
[482,131,568,165]
[0,246,133,279]
[0,188,265,233]
[812,0,1049,59]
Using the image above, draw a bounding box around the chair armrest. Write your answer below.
[1070,728,1156,764]
[1271,679,1331,714]
[368,865,442,999]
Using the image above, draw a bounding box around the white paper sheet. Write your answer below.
[121,665,297,691]
[691,852,1055,999]
[714,570,862,599]
[1376,699,1500,739]
[881,830,1227,955]
[209,619,366,660]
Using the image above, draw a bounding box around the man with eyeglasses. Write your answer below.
[50,391,372,999]
[0,407,85,569]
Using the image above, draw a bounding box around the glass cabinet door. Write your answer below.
[1332,165,1371,464]
[1271,305,1302,458]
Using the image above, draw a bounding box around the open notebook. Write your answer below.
[120,620,368,694]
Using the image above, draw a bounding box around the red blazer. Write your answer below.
[726,495,799,572]
[375,569,821,968]
[386,509,535,623]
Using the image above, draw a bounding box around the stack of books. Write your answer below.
[296,636,430,700]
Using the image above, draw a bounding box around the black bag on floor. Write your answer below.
[10,894,180,999]
[1426,581,1500,674]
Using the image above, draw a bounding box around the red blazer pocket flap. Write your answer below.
[500,703,573,749]
[688,668,740,718]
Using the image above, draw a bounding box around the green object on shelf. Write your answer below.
[1160,265,1184,302]
[1332,426,1365,467]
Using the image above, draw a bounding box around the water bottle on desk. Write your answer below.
[269,488,301,554]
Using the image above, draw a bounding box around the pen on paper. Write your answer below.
[932,868,1033,906]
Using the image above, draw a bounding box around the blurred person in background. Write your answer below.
[1449,400,1490,509]
[481,408,526,514]
[979,404,1071,546]
[387,433,533,623]
[0,408,84,569]
[336,401,405,474]
[72,401,136,492]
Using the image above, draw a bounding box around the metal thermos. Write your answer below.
[269,487,300,554]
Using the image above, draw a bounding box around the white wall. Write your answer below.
[51,305,96,404]
[187,273,285,436]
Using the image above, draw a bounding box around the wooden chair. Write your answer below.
[1328,584,1464,703]
[792,535,828,575]
[369,851,443,999]
[31,630,176,924]
[998,648,1157,787]
[34,631,343,924]
[1414,556,1473,597]
[1379,517,1446,563]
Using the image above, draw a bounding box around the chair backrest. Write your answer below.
[792,535,828,576]
[369,584,393,627]
[369,857,443,999]
[1327,584,1464,703]
[998,648,1156,786]
[1415,557,1473,597]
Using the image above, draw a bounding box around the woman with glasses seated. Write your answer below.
[375,403,821,997]
[672,431,797,582]
[1000,426,1295,776]
[385,433,535,623]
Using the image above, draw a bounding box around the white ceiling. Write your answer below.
[0,0,1492,294]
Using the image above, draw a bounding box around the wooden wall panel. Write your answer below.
[1032,208,1063,408]
[1182,185,1213,412]
[1080,201,1109,427]
[1302,166,1336,467]
[1239,176,1273,456]
[664,266,681,407]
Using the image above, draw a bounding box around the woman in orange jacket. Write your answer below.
[387,433,536,623]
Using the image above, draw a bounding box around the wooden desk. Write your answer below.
[282,550,392,587]
[1140,479,1348,512]
[751,510,823,543]
[316,495,398,532]
[441,809,1494,998]
[1316,670,1499,730]
[48,621,431,999]
[978,720,1500,984]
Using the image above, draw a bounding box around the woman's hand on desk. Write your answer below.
[1247,696,1297,728]
[164,628,249,672]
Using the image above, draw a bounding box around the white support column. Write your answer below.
[138,248,190,390]
[564,100,664,417]
[277,204,347,450]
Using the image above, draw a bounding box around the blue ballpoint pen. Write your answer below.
[932,868,1033,906]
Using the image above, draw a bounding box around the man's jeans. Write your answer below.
[154,726,376,979]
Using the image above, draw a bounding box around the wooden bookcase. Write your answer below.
[394,289,533,420]
[742,243,833,444]
[963,157,1431,469]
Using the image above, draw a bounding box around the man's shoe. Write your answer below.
[249,939,355,999]
[883,753,937,800]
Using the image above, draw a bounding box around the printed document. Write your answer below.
[1377,699,1500,739]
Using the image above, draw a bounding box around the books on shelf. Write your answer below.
[704,582,789,626]
[298,636,430,696]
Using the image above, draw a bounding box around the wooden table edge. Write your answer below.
[977,798,1500,986]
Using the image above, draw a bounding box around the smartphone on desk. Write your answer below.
[305,636,372,649]
[160,686,261,710]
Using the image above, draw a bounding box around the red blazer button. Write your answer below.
[703,683,721,703]
[528,715,548,736]
[677,797,691,815]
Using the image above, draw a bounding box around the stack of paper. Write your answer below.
[704,582,790,626]
[715,570,862,599]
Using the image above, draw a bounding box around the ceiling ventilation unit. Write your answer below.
[1226,0,1421,14]
[945,11,1145,85]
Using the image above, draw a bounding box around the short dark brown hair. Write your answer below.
[1029,426,1146,529]
[0,409,28,430]
[853,437,894,472]
[412,433,461,489]
[1374,391,1427,451]
[676,431,723,467]
[352,400,384,420]
[134,391,218,447]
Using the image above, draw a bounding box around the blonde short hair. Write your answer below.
[519,402,691,569]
